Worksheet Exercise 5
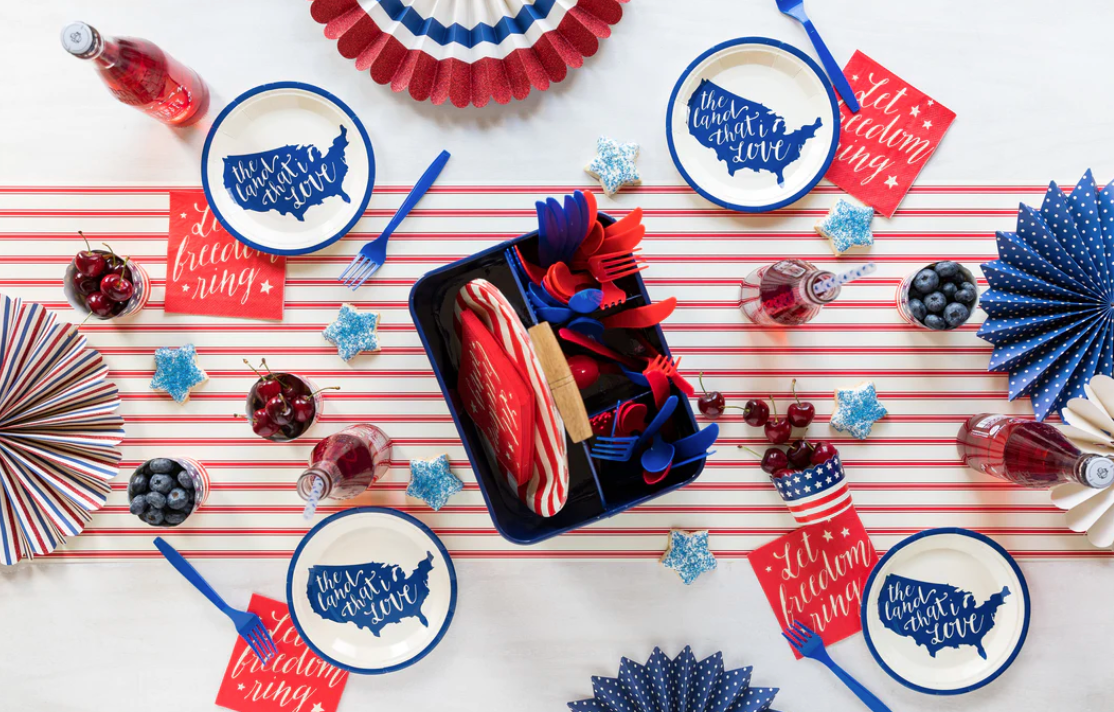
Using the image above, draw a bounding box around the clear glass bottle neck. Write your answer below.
[1074,455,1114,489]
[801,271,840,305]
[297,462,338,501]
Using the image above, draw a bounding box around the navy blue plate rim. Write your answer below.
[285,506,458,675]
[860,526,1031,696]
[201,80,375,256]
[665,36,840,214]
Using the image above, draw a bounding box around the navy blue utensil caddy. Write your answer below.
[410,214,705,544]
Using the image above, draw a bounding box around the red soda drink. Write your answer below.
[297,425,393,505]
[740,259,840,326]
[61,21,210,127]
[957,413,1114,489]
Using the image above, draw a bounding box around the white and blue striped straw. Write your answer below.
[813,262,877,296]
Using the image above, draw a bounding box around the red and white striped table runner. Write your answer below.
[0,182,1105,560]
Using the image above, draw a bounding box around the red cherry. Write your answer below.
[84,292,114,318]
[764,417,791,444]
[109,300,128,316]
[75,251,106,279]
[786,440,813,469]
[773,468,796,480]
[265,395,293,426]
[252,408,279,438]
[698,391,725,418]
[810,441,838,465]
[280,376,308,398]
[291,395,316,424]
[100,273,134,303]
[760,447,789,474]
[255,379,282,403]
[742,399,770,427]
[787,379,815,428]
[76,277,101,297]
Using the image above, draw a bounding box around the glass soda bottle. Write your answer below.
[297,425,393,514]
[957,413,1114,489]
[740,259,840,326]
[61,21,210,127]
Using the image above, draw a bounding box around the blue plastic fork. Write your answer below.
[775,0,860,112]
[340,150,451,289]
[590,400,639,462]
[154,537,278,664]
[783,620,892,712]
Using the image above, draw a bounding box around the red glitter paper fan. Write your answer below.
[307,0,628,108]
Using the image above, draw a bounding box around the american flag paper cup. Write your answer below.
[770,454,852,525]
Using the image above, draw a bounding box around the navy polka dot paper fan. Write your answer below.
[568,647,780,712]
[979,170,1114,420]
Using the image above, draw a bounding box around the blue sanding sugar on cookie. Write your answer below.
[661,530,717,585]
[585,136,641,196]
[816,198,874,254]
[830,381,888,440]
[150,344,207,403]
[323,304,380,361]
[407,454,463,511]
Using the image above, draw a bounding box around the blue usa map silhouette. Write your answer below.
[878,573,1010,659]
[307,552,435,637]
[686,79,822,185]
[222,124,351,221]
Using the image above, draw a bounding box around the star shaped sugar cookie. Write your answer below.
[585,136,641,196]
[150,344,208,403]
[323,304,380,361]
[406,454,464,511]
[815,197,874,255]
[830,381,888,440]
[661,529,717,585]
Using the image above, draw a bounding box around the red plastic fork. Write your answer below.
[588,249,647,282]
[646,354,695,397]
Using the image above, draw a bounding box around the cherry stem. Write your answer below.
[308,386,341,397]
[79,230,91,252]
[260,358,275,378]
[243,358,270,381]
[698,371,708,395]
[723,405,749,411]
[737,445,763,458]
[769,396,777,417]
[791,378,802,406]
[100,242,123,267]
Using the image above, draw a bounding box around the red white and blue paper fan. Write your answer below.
[0,295,124,565]
[978,170,1114,421]
[307,0,629,108]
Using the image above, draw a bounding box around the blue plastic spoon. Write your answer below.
[567,316,605,340]
[642,434,675,474]
[568,288,604,315]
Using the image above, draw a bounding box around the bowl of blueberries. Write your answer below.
[127,457,210,527]
[897,261,979,331]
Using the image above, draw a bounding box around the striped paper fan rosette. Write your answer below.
[307,0,629,108]
[0,295,124,565]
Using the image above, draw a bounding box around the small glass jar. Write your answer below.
[245,372,323,442]
[63,254,150,320]
[896,262,979,331]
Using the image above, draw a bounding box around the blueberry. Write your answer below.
[923,314,947,330]
[941,282,958,299]
[142,508,165,526]
[149,473,174,494]
[908,298,927,321]
[129,494,148,515]
[149,458,176,475]
[164,510,189,527]
[145,490,167,510]
[944,302,971,327]
[176,470,195,489]
[167,488,190,510]
[134,461,151,477]
[924,291,948,313]
[128,473,149,497]
[954,287,977,305]
[912,269,939,295]
[934,261,961,280]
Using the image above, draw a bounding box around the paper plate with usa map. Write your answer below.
[286,507,457,674]
[202,81,375,256]
[666,37,840,214]
[861,527,1030,695]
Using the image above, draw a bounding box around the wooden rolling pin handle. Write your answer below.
[527,322,593,444]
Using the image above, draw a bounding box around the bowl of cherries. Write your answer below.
[243,360,337,442]
[698,376,838,482]
[63,233,149,320]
